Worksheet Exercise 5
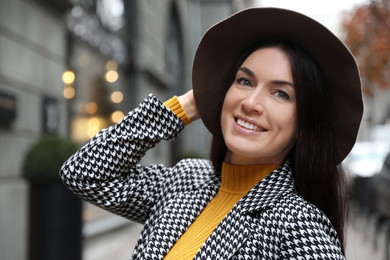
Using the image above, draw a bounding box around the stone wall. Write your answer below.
[0,0,68,259]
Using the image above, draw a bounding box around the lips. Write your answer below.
[235,117,266,132]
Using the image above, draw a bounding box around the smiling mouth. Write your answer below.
[235,118,266,132]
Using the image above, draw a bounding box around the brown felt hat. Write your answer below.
[192,7,363,164]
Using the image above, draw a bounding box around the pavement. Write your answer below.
[346,207,389,260]
[83,209,389,260]
[84,221,143,260]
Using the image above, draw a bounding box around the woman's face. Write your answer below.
[221,47,298,165]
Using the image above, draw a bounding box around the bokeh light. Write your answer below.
[63,86,75,99]
[106,60,118,71]
[87,117,101,138]
[111,91,123,103]
[111,111,124,123]
[88,117,101,128]
[62,70,75,84]
[85,102,98,114]
[105,70,119,83]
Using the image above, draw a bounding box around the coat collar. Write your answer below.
[238,160,295,213]
[194,160,296,259]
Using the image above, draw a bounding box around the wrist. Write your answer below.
[177,93,200,122]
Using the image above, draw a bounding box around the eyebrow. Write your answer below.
[238,66,295,88]
[238,67,255,77]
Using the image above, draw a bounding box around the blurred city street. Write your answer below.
[84,221,143,260]
[1,0,390,259]
[346,208,389,260]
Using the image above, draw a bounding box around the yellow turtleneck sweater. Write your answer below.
[164,163,279,259]
[163,96,279,259]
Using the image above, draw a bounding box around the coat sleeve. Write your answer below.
[59,94,185,223]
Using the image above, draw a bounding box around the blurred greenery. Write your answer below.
[342,0,390,92]
[23,135,79,183]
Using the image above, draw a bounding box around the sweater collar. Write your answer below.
[220,163,279,195]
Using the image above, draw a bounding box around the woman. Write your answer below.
[60,8,363,259]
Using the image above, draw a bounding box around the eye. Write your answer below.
[274,90,290,100]
[236,78,252,87]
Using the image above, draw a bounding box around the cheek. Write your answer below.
[285,111,298,139]
[225,86,244,107]
[273,106,298,135]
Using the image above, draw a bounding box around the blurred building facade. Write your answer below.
[0,1,69,259]
[0,0,254,259]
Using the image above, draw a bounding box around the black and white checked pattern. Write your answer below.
[60,94,344,259]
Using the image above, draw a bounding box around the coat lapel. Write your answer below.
[141,175,221,259]
[193,206,259,259]
[239,161,295,214]
[194,161,295,259]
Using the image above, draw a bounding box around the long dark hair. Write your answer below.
[209,39,347,253]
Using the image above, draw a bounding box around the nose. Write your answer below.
[241,89,265,114]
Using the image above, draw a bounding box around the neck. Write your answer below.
[224,149,283,166]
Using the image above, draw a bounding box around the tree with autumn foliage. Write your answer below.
[341,0,390,93]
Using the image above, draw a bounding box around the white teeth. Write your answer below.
[237,118,261,131]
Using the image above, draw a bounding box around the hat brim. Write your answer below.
[192,7,363,164]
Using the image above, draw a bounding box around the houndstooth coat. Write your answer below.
[60,94,344,259]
